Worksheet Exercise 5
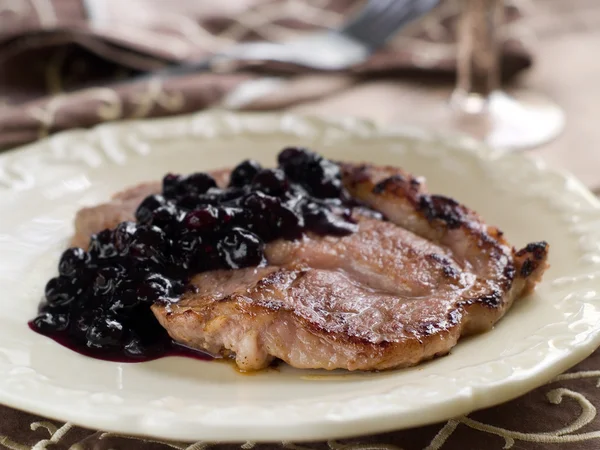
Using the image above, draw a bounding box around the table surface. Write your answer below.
[291,0,600,191]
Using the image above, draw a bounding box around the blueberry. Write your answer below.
[178,233,200,253]
[241,192,302,240]
[241,191,276,210]
[45,276,83,306]
[252,168,289,196]
[218,206,245,228]
[109,286,140,312]
[88,229,117,259]
[277,147,317,182]
[86,315,124,349]
[213,187,249,204]
[285,183,309,204]
[312,173,343,198]
[195,241,223,271]
[33,311,69,332]
[147,203,181,231]
[131,258,161,277]
[38,300,68,315]
[175,194,203,210]
[302,201,358,236]
[58,248,90,277]
[129,225,169,264]
[68,309,96,342]
[114,221,137,254]
[179,173,217,197]
[182,188,246,209]
[275,206,303,240]
[217,228,265,269]
[162,173,182,198]
[277,147,343,198]
[277,146,309,167]
[137,273,174,303]
[229,160,262,187]
[182,206,219,234]
[92,266,124,297]
[169,233,200,270]
[135,195,167,225]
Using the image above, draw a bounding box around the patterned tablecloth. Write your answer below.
[1,0,600,448]
[1,351,600,449]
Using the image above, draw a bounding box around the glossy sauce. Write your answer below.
[30,148,379,362]
[28,321,212,363]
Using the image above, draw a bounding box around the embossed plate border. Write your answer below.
[1,111,600,442]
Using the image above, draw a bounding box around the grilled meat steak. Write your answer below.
[71,163,548,371]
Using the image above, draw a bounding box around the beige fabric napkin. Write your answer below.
[0,0,533,149]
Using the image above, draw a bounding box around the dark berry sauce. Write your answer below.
[30,148,376,362]
[27,321,212,362]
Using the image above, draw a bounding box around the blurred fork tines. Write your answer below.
[219,0,442,71]
[97,0,441,82]
[343,0,440,51]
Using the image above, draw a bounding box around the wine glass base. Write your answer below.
[449,90,565,151]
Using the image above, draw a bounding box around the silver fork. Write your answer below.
[212,0,440,71]
[118,0,440,81]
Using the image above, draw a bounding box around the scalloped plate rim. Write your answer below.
[0,111,599,442]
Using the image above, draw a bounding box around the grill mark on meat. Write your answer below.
[426,253,460,279]
[418,195,463,229]
[461,285,504,309]
[344,163,371,186]
[520,259,534,277]
[417,319,451,337]
[266,218,465,297]
[516,241,549,277]
[516,241,548,260]
[374,175,406,194]
[72,162,550,371]
[515,241,549,281]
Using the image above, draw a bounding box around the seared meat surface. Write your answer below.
[73,163,549,371]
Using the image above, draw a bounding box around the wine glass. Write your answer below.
[449,0,564,150]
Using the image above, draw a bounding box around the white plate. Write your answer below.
[1,112,600,443]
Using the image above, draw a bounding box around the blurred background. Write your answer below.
[0,0,597,186]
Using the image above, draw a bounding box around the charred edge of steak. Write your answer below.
[520,260,535,277]
[362,172,467,230]
[341,164,534,310]
[417,195,465,230]
[301,317,397,348]
[425,253,460,279]
[342,165,517,247]
[372,174,423,194]
[344,166,473,232]
[515,241,549,277]
[342,163,512,252]
[515,241,548,260]
[343,164,372,186]
[372,174,422,198]
[417,309,463,337]
[343,164,422,192]
[457,284,505,309]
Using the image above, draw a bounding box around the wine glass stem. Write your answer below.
[454,0,503,111]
